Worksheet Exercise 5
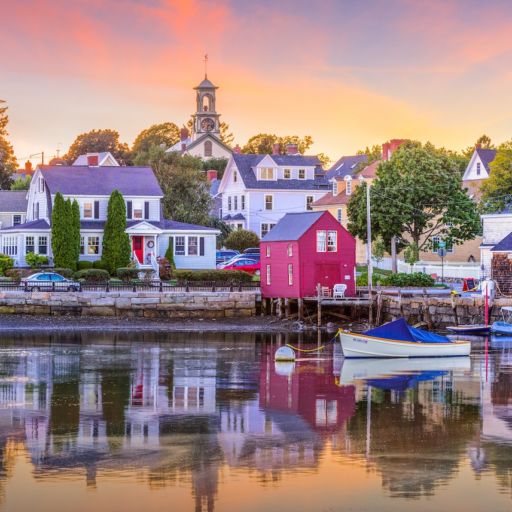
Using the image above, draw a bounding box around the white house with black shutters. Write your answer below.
[0,160,219,270]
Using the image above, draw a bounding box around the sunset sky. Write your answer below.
[2,0,512,165]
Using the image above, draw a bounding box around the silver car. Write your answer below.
[22,272,81,292]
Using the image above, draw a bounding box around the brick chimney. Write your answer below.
[206,170,218,182]
[25,161,33,172]
[285,143,299,155]
[475,143,482,149]
[87,154,99,166]
[382,142,390,161]
[272,143,280,155]
[233,145,241,154]
[382,139,406,160]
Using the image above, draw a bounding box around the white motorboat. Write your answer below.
[339,318,471,358]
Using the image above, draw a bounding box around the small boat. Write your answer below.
[339,318,471,358]
[446,324,491,335]
[491,307,512,336]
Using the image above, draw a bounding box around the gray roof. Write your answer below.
[475,148,497,173]
[210,178,221,197]
[325,155,368,180]
[223,213,245,221]
[492,232,512,252]
[261,211,325,242]
[232,153,328,191]
[80,219,217,231]
[0,191,28,213]
[195,77,217,89]
[73,152,119,166]
[39,165,163,197]
[1,219,49,231]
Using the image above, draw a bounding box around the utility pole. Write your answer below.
[360,175,373,294]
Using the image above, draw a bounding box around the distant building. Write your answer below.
[73,152,120,167]
[462,147,497,200]
[260,211,356,298]
[0,191,28,229]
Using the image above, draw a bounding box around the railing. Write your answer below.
[0,280,261,293]
[150,252,159,278]
[396,260,481,279]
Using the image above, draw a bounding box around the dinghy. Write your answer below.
[446,325,491,335]
[491,307,512,336]
[339,318,471,358]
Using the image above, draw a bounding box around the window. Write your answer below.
[476,162,481,176]
[284,169,291,179]
[204,140,212,157]
[13,215,22,226]
[265,195,273,210]
[175,236,185,256]
[288,263,293,285]
[25,236,35,254]
[87,236,99,255]
[234,196,238,210]
[35,203,39,219]
[306,196,314,210]
[333,182,338,195]
[298,169,305,179]
[133,201,143,220]
[266,264,271,285]
[260,167,274,180]
[316,230,327,252]
[236,223,243,230]
[432,236,453,253]
[2,236,17,256]
[38,178,45,193]
[228,196,232,211]
[37,236,47,255]
[346,178,352,195]
[188,236,198,256]
[266,245,270,257]
[327,231,337,252]
[83,202,93,218]
[233,169,237,182]
[80,236,85,255]
[261,223,276,238]
[241,195,245,210]
[287,244,293,257]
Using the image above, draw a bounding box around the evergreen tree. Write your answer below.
[51,193,67,267]
[0,101,17,189]
[71,199,81,270]
[102,190,131,274]
[165,237,176,270]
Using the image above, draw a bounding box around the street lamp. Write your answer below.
[359,174,373,295]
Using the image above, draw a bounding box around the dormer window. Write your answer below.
[333,181,338,195]
[298,169,305,179]
[345,176,352,196]
[260,167,274,180]
[284,169,291,179]
[476,162,481,176]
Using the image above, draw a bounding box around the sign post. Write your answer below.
[437,243,447,284]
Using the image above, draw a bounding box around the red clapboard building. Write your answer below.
[260,211,356,298]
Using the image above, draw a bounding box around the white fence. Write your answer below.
[397,260,481,279]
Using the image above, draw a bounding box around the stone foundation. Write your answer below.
[0,291,258,318]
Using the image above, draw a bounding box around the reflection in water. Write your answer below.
[0,332,510,510]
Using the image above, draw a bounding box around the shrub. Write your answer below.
[224,229,260,252]
[173,269,254,283]
[0,254,14,276]
[25,252,49,269]
[75,269,110,282]
[116,267,140,282]
[384,272,435,287]
[4,268,32,282]
[92,260,110,272]
[78,260,93,270]
[158,257,172,281]
[53,268,74,279]
[165,238,176,272]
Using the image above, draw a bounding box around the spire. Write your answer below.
[204,53,208,80]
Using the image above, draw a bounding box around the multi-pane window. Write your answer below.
[476,162,481,176]
[261,223,276,238]
[87,236,99,255]
[284,169,291,179]
[265,195,273,210]
[337,208,343,223]
[13,215,21,225]
[346,178,352,195]
[327,231,337,252]
[260,167,274,180]
[266,245,270,257]
[228,196,232,211]
[288,264,293,285]
[80,236,85,255]
[204,140,212,157]
[83,203,93,218]
[241,195,245,210]
[333,182,338,195]
[234,196,238,210]
[233,170,237,182]
[266,264,271,285]
[38,236,48,255]
[316,230,327,252]
[175,236,186,256]
[306,196,314,210]
[188,236,198,256]
[25,236,35,254]
[298,169,305,179]
[2,236,17,256]
[38,178,45,193]
[287,244,293,257]
[133,201,143,219]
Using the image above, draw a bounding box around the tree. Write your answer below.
[372,237,386,266]
[481,141,512,211]
[202,157,228,178]
[207,217,231,248]
[403,242,419,273]
[241,134,314,155]
[224,229,259,252]
[357,144,382,164]
[132,122,180,154]
[71,200,81,270]
[135,146,213,226]
[10,176,31,190]
[102,190,131,274]
[462,134,495,159]
[347,142,481,254]
[0,101,17,190]
[165,237,176,271]
[64,129,131,165]
[51,193,73,268]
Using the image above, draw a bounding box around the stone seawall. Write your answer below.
[0,291,258,318]
[380,294,510,328]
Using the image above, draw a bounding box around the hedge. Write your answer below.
[357,271,435,287]
[4,268,32,282]
[75,269,110,282]
[53,268,75,279]
[78,260,93,270]
[116,267,140,282]
[92,260,110,272]
[173,269,254,282]
[0,254,14,276]
[25,252,49,269]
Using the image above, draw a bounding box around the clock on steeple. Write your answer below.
[192,60,221,140]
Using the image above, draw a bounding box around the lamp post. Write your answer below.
[359,175,373,295]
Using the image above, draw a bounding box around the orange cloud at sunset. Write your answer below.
[2,0,512,164]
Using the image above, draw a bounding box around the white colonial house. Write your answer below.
[0,191,28,230]
[217,147,329,237]
[462,147,497,199]
[0,160,219,271]
[480,210,512,277]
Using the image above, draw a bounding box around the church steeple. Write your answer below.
[192,57,221,140]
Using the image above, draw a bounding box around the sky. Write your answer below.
[2,0,512,166]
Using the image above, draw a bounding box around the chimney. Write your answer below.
[25,161,33,172]
[87,154,99,166]
[272,143,280,155]
[180,127,189,141]
[285,143,299,155]
[207,170,218,182]
[233,145,241,154]
[475,143,482,149]
[382,142,390,161]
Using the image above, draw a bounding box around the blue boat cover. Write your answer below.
[367,370,447,391]
[364,318,449,344]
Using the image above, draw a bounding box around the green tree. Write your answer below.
[357,144,382,164]
[462,134,495,159]
[202,157,228,178]
[241,134,314,155]
[165,237,176,270]
[0,101,17,190]
[481,140,512,211]
[132,122,180,154]
[224,229,259,252]
[10,176,31,190]
[372,237,386,266]
[135,146,212,225]
[70,199,81,270]
[347,142,481,253]
[51,193,72,268]
[64,129,131,165]
[403,242,419,272]
[102,190,131,274]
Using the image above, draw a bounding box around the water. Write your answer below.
[0,330,510,511]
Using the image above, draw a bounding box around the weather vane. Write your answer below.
[204,54,208,79]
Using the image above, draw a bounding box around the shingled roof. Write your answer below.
[0,191,28,213]
[262,211,324,242]
[492,232,512,252]
[475,148,497,173]
[325,155,368,180]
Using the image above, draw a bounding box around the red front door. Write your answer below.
[132,236,143,263]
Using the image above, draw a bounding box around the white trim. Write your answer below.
[264,193,274,211]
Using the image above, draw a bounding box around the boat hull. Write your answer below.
[491,321,512,336]
[446,325,490,335]
[339,331,471,358]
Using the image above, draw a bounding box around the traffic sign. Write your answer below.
[437,248,447,258]
[438,240,446,248]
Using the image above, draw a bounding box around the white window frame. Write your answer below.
[2,236,18,256]
[227,196,232,211]
[241,195,245,210]
[327,230,337,252]
[476,162,481,176]
[87,236,100,255]
[188,236,198,256]
[234,196,238,210]
[175,236,186,256]
[284,169,291,179]
[264,195,273,210]
[266,264,271,285]
[306,196,314,211]
[298,169,305,179]
[345,176,352,196]
[333,182,338,195]
[337,208,343,223]
[133,201,143,220]
[266,245,271,257]
[288,263,293,286]
[233,169,238,182]
[83,202,93,219]
[12,214,22,226]
[260,223,276,238]
[80,236,85,255]
[316,230,327,252]
[260,167,275,180]
[287,244,293,257]
[25,236,35,254]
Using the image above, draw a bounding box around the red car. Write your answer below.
[219,256,260,275]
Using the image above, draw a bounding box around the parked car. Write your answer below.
[243,247,260,255]
[22,272,81,292]
[216,249,240,265]
[218,257,260,275]
[216,253,259,269]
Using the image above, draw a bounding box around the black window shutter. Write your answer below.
[127,201,132,219]
[94,201,100,219]
[144,201,150,220]
[199,237,205,256]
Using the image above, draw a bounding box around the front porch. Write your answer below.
[126,221,163,275]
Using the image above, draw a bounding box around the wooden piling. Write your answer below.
[285,298,290,318]
[298,298,304,321]
[317,299,322,328]
[376,290,383,326]
[277,298,283,318]
[422,289,433,330]
[450,293,459,326]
